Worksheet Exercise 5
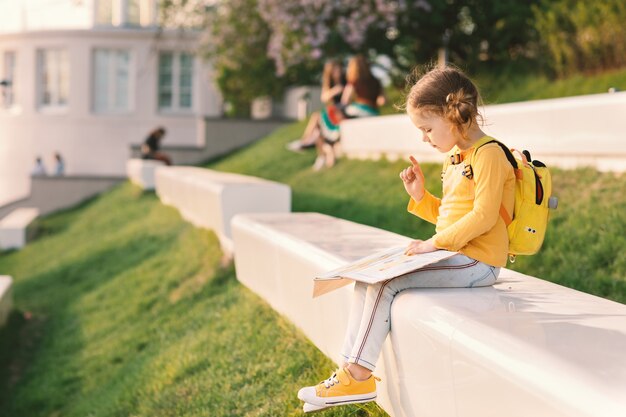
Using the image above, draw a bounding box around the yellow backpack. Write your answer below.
[446,138,558,263]
[478,139,558,262]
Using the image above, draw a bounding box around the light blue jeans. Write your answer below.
[340,254,499,371]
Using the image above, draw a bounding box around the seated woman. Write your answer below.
[288,60,346,153]
[315,55,385,170]
[141,127,172,166]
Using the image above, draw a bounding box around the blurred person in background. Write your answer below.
[287,59,346,153]
[53,152,65,176]
[31,156,47,176]
[141,127,172,166]
[315,55,385,170]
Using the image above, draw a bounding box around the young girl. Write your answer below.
[298,66,515,412]
[315,55,386,170]
[287,60,345,154]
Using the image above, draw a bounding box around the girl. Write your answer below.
[287,60,346,154]
[298,65,515,412]
[314,55,385,170]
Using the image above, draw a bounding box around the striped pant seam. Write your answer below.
[353,260,480,363]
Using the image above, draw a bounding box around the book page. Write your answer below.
[313,246,457,297]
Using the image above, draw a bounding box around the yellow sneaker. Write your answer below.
[297,367,380,408]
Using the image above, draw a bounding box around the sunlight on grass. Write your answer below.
[0,185,388,417]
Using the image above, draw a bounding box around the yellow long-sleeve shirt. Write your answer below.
[408,137,515,267]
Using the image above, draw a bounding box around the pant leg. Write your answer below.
[340,281,368,364]
[340,254,499,371]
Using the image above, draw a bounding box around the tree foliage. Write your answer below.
[160,0,625,114]
[533,0,626,76]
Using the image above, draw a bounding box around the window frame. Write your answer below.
[94,0,157,27]
[36,48,70,112]
[1,50,17,109]
[157,50,195,114]
[92,47,134,115]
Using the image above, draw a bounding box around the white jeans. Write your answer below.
[340,254,499,371]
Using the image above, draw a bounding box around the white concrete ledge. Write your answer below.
[0,275,12,327]
[232,212,626,417]
[155,166,291,253]
[0,208,39,249]
[126,158,166,190]
[340,91,626,172]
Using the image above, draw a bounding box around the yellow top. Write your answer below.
[408,137,515,267]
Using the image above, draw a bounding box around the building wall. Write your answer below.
[0,28,223,204]
[0,0,94,32]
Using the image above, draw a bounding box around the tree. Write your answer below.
[257,0,432,80]
[160,0,544,110]
[202,0,285,116]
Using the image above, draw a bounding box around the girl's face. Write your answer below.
[408,109,460,153]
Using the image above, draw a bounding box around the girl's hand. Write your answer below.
[399,155,425,201]
[404,238,437,256]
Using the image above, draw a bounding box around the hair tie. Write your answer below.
[446,93,454,104]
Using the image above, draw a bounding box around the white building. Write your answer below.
[0,0,223,205]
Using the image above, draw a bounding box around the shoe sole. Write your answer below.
[302,395,377,413]
[300,391,377,407]
[303,402,327,413]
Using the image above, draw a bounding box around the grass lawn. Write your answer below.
[381,67,626,114]
[0,185,388,416]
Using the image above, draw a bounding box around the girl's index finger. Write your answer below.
[409,155,422,170]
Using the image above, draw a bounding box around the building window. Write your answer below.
[96,0,113,26]
[95,0,156,27]
[158,52,193,112]
[93,49,131,113]
[128,0,141,25]
[1,51,16,108]
[37,49,69,109]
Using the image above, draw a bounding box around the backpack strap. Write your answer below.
[472,139,517,226]
[475,139,518,170]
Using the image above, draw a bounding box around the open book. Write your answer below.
[313,246,457,298]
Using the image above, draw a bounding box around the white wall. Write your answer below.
[0,28,223,204]
[0,0,94,33]
[281,86,322,120]
[340,91,626,171]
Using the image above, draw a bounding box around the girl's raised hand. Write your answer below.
[399,155,425,201]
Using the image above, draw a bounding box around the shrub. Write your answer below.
[533,0,626,76]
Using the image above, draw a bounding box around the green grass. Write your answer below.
[0,185,388,416]
[380,66,626,113]
[476,66,626,104]
[206,122,626,303]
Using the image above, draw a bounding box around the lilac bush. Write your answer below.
[258,0,431,75]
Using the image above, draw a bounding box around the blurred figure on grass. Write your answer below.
[314,55,385,170]
[287,59,346,153]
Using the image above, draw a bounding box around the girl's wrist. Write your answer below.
[412,191,425,202]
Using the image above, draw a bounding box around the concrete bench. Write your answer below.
[340,91,626,172]
[155,166,291,253]
[231,212,626,417]
[126,158,166,190]
[0,275,12,327]
[0,207,39,249]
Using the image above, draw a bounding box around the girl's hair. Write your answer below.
[322,60,342,92]
[346,54,382,106]
[346,54,374,84]
[405,65,483,139]
[148,126,166,138]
